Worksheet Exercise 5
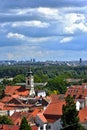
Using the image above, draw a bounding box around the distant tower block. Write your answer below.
[26,69,35,97]
[80,58,82,64]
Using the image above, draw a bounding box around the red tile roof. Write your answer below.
[10,112,31,125]
[0,96,12,103]
[51,94,64,103]
[0,124,19,130]
[0,102,5,110]
[5,86,29,96]
[79,107,87,123]
[0,124,38,130]
[37,113,47,123]
[31,125,38,130]
[0,96,28,110]
[65,85,87,99]
[30,108,41,117]
[43,94,65,123]
[44,100,65,116]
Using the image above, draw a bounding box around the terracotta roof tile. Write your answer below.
[0,96,12,103]
[10,111,31,125]
[65,85,87,99]
[0,102,5,110]
[44,100,65,116]
[37,113,47,123]
[3,106,15,110]
[0,124,37,130]
[79,107,87,123]
[30,108,41,117]
[51,94,64,103]
[5,86,29,96]
[0,124,19,130]
[31,125,38,130]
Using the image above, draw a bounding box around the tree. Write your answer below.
[0,115,13,125]
[46,76,67,94]
[13,74,25,84]
[20,117,31,130]
[61,95,85,130]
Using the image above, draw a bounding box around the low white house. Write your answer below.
[36,113,62,130]
[37,90,46,97]
[76,101,81,111]
[37,119,62,130]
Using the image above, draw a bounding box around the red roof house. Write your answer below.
[4,86,29,97]
[0,124,19,130]
[65,85,87,99]
[44,100,65,123]
[79,107,87,123]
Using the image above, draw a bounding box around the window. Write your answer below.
[46,125,51,129]
[78,95,82,99]
[40,126,43,130]
[73,95,76,98]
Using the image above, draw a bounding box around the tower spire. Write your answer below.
[26,68,35,97]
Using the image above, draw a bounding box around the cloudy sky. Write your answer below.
[0,0,87,61]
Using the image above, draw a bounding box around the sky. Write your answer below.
[0,0,87,61]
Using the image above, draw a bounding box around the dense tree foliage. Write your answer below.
[0,64,87,79]
[61,96,85,130]
[0,115,13,125]
[20,117,31,130]
[0,64,87,95]
[13,74,25,83]
[46,76,67,94]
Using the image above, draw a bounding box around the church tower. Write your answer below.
[26,69,35,97]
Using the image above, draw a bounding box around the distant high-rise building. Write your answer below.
[33,58,35,62]
[80,58,82,64]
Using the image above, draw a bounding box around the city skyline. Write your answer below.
[0,0,87,61]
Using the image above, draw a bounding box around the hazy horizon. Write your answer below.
[0,0,87,61]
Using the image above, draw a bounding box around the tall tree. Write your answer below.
[46,76,67,94]
[61,95,85,130]
[0,115,13,125]
[19,117,31,130]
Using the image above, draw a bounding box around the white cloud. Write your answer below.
[7,32,58,43]
[37,7,62,20]
[0,20,49,28]
[10,8,35,15]
[65,23,87,33]
[10,45,65,61]
[9,7,60,18]
[0,8,33,16]
[7,32,25,40]
[38,7,58,17]
[60,37,73,43]
[12,21,49,28]
[64,13,87,33]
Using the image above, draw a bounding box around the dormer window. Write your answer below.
[74,89,78,94]
[78,95,82,99]
[73,95,76,99]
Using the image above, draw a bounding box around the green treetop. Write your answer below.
[61,95,85,130]
[19,117,31,130]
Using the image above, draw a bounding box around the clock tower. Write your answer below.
[26,69,35,97]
